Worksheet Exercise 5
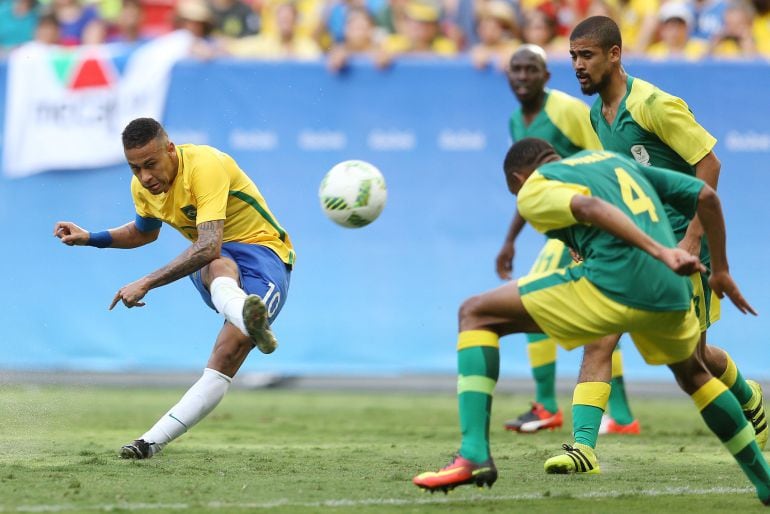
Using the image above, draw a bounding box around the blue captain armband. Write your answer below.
[135,214,163,233]
[87,231,113,248]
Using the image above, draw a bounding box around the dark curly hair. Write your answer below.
[570,15,622,51]
[503,138,558,177]
[121,118,167,149]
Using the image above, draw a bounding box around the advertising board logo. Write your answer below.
[50,49,118,90]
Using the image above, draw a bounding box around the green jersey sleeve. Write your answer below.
[637,165,704,221]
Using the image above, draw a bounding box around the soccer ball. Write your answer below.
[319,160,387,228]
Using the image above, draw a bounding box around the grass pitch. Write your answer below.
[0,384,765,513]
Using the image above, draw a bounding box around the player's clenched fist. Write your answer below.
[54,221,89,246]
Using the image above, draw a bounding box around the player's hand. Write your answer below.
[495,242,515,280]
[660,247,706,276]
[676,233,701,257]
[709,271,757,315]
[109,279,150,310]
[53,221,89,246]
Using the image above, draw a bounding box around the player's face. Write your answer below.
[507,52,549,103]
[125,137,177,195]
[569,37,616,96]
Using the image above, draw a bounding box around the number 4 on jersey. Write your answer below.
[614,167,659,222]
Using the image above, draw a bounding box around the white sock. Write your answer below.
[210,276,249,336]
[140,368,232,454]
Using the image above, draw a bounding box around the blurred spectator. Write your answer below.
[210,0,261,38]
[584,0,620,20]
[708,1,757,58]
[52,0,105,45]
[258,0,324,41]
[520,8,568,55]
[319,0,388,47]
[752,0,770,56]
[35,10,61,44]
[326,5,383,70]
[647,1,708,60]
[176,0,226,58]
[607,0,659,54]
[0,0,39,51]
[106,0,146,43]
[439,0,473,49]
[469,0,521,69]
[380,0,458,56]
[227,1,323,58]
[692,0,728,40]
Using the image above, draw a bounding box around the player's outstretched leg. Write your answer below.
[413,330,500,492]
[120,367,232,459]
[210,276,277,354]
[600,344,641,435]
[670,358,770,505]
[504,334,563,433]
[705,345,768,450]
[544,381,608,474]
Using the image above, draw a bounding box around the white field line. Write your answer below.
[0,486,755,512]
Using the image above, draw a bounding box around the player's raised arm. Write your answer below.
[569,194,705,276]
[54,220,160,249]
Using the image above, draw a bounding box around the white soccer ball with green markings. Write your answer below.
[319,160,387,228]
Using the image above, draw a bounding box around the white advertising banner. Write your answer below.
[2,30,194,178]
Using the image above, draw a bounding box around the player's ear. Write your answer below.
[609,44,621,63]
[167,141,176,155]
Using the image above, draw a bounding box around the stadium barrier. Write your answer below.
[1,58,768,378]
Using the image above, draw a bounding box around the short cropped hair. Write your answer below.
[570,15,622,50]
[122,118,166,149]
[503,138,558,176]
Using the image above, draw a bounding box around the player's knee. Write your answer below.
[458,295,484,330]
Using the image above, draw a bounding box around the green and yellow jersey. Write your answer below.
[517,150,704,311]
[510,89,602,158]
[589,75,715,245]
[131,144,295,266]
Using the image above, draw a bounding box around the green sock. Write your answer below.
[572,382,611,449]
[457,331,500,463]
[527,334,558,413]
[533,362,557,413]
[694,378,770,501]
[718,353,754,407]
[608,376,635,425]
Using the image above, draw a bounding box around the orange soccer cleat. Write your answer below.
[413,454,498,493]
[504,402,563,433]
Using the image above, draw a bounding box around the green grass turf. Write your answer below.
[0,385,766,513]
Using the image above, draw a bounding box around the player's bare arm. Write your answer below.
[495,211,527,280]
[692,184,757,315]
[569,194,705,276]
[54,221,159,248]
[109,220,224,310]
[680,151,721,256]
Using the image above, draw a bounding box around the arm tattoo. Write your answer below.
[143,220,224,289]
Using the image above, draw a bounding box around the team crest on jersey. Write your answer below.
[181,205,197,221]
[630,144,651,166]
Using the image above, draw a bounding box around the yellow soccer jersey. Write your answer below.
[131,144,295,266]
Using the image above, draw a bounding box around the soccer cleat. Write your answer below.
[598,415,641,435]
[119,439,157,460]
[413,454,498,493]
[745,380,768,451]
[504,402,563,433]
[242,294,278,354]
[544,443,601,474]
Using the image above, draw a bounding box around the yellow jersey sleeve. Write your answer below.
[517,171,590,233]
[629,81,716,165]
[131,177,155,219]
[545,90,603,151]
[187,151,230,224]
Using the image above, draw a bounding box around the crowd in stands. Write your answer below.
[1,0,769,66]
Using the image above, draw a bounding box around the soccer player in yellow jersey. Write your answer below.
[54,118,295,459]
[498,44,639,436]
[414,139,770,505]
[543,14,767,473]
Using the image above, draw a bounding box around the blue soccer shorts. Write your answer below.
[190,242,291,325]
